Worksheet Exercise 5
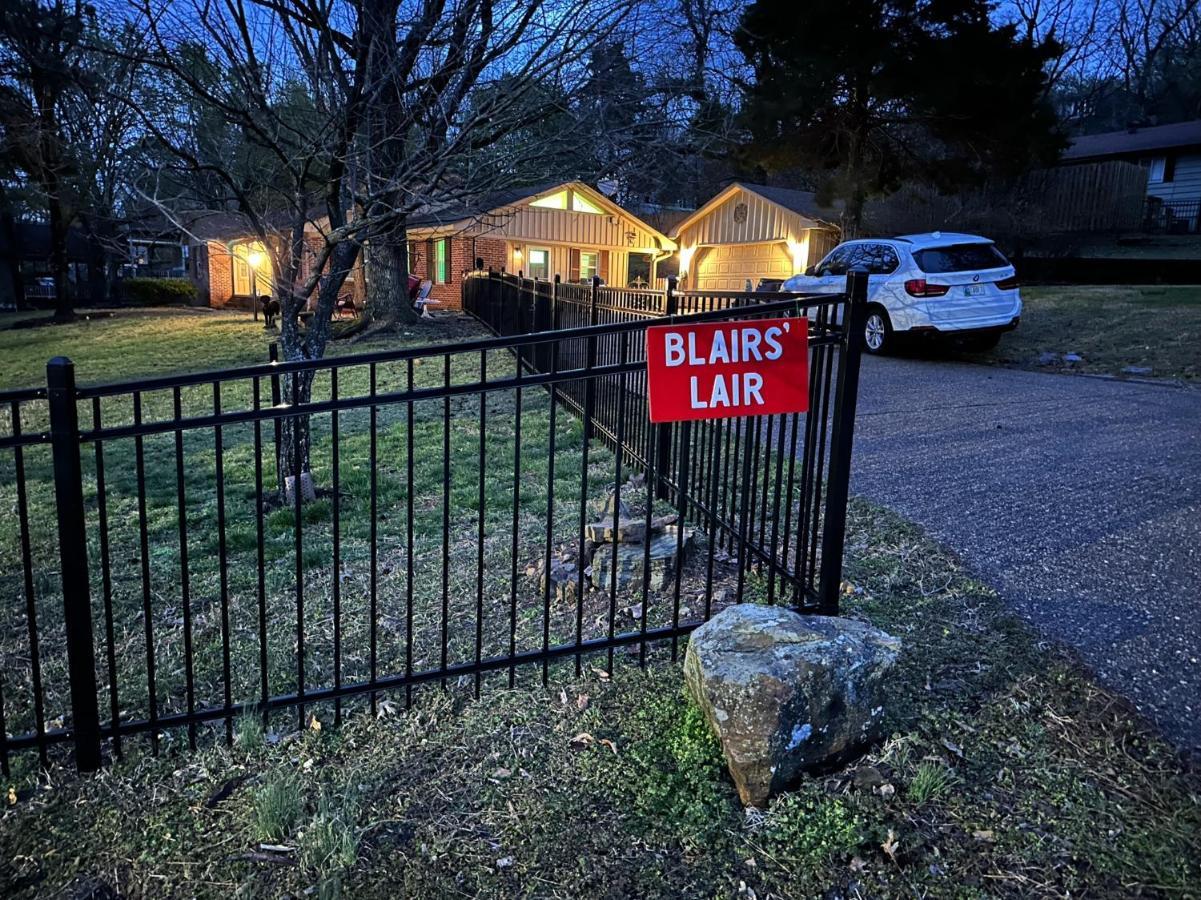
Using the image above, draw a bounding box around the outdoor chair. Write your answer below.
[413,280,441,318]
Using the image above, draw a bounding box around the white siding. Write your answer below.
[1149,151,1201,205]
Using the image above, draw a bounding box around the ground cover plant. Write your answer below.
[955,284,1201,379]
[1,499,1198,898]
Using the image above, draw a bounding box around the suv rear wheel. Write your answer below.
[864,305,893,354]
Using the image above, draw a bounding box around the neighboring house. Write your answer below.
[0,218,104,309]
[670,183,841,292]
[1062,120,1201,232]
[175,211,363,310]
[405,180,678,308]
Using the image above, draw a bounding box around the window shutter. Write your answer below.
[569,248,580,282]
[599,250,609,284]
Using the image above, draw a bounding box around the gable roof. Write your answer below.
[1062,120,1201,161]
[672,182,840,238]
[406,180,676,249]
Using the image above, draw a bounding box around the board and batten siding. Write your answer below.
[474,205,665,253]
[1150,152,1201,205]
[677,187,811,247]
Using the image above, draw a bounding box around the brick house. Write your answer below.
[179,211,363,310]
[405,181,678,309]
[180,181,674,311]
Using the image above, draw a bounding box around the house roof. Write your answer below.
[672,182,841,239]
[1062,120,1201,161]
[406,180,676,249]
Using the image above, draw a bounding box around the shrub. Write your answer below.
[121,277,197,306]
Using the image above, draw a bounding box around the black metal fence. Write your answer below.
[1142,197,1200,234]
[463,269,867,607]
[0,273,865,776]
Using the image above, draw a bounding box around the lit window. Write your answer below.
[1148,157,1166,182]
[530,191,568,209]
[579,251,599,281]
[434,239,448,283]
[528,248,550,280]
[571,192,603,214]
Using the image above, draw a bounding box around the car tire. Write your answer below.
[863,305,893,355]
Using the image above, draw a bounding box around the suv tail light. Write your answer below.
[995,275,1019,290]
[904,279,950,297]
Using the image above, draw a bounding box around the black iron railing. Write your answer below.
[0,273,866,776]
[1142,197,1200,234]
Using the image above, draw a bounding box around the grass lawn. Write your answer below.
[1,500,1198,899]
[0,308,281,389]
[955,284,1201,379]
[1,310,1198,898]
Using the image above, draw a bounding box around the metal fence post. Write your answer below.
[269,342,283,490]
[46,357,102,772]
[817,268,869,615]
[551,274,560,327]
[653,277,680,500]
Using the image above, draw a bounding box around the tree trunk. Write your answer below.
[273,240,362,502]
[47,177,74,323]
[364,217,416,325]
[279,368,316,505]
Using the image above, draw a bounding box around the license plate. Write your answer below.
[962,284,985,297]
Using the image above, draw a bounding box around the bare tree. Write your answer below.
[128,0,630,496]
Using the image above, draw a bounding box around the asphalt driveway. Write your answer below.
[849,357,1201,753]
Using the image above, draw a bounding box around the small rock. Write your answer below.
[1063,352,1083,363]
[535,556,581,603]
[1121,365,1153,376]
[1036,351,1060,366]
[684,605,900,807]
[595,491,631,522]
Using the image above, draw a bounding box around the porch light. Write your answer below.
[678,245,696,275]
[246,248,267,270]
[786,239,806,274]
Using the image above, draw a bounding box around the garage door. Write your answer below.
[693,242,793,292]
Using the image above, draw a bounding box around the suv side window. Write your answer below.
[845,242,899,274]
[818,246,851,276]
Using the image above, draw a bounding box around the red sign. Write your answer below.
[646,317,809,423]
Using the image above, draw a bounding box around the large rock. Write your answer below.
[591,526,693,592]
[684,604,900,807]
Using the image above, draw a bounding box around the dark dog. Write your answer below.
[261,295,281,328]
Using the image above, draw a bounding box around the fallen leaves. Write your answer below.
[568,732,618,754]
[881,829,900,864]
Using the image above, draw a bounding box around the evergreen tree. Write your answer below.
[735,0,1065,232]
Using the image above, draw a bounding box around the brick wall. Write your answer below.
[206,241,233,308]
[407,235,507,310]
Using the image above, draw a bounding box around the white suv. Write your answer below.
[782,233,1022,354]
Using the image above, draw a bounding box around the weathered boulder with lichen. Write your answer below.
[684,604,900,806]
